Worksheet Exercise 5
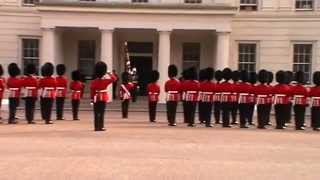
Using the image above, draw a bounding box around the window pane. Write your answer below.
[183,43,200,71]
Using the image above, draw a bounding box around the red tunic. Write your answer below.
[56,76,68,98]
[199,80,215,102]
[70,81,84,100]
[181,80,200,102]
[22,75,38,97]
[0,77,5,99]
[238,82,254,104]
[165,78,181,101]
[7,77,23,98]
[119,83,134,100]
[220,81,237,102]
[291,84,309,105]
[147,83,160,102]
[39,76,56,98]
[254,84,273,105]
[272,84,293,104]
[213,82,222,102]
[90,75,116,102]
[309,86,320,107]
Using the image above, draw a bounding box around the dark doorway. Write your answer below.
[78,40,96,80]
[130,56,153,96]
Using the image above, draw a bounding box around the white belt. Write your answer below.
[257,95,268,98]
[186,91,197,93]
[149,93,159,95]
[72,90,81,93]
[97,90,108,93]
[275,94,286,97]
[167,91,178,94]
[9,88,19,90]
[222,92,231,95]
[202,92,213,95]
[44,87,54,90]
[57,87,65,90]
[294,95,305,98]
[312,97,320,100]
[26,87,36,90]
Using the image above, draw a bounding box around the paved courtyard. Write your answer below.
[0,110,319,180]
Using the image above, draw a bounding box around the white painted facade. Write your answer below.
[1,0,320,102]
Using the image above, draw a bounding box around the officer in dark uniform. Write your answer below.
[231,70,240,125]
[292,71,308,130]
[147,70,160,123]
[55,64,67,120]
[310,71,320,131]
[7,63,22,124]
[213,70,223,124]
[198,69,207,124]
[165,65,181,126]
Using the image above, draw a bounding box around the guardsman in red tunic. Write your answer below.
[255,70,273,129]
[213,70,223,124]
[198,69,207,124]
[165,65,181,126]
[309,71,320,131]
[199,68,215,127]
[112,69,119,100]
[292,71,309,130]
[7,63,22,124]
[147,70,160,123]
[120,72,134,119]
[273,71,293,129]
[181,70,188,123]
[237,70,252,128]
[285,71,294,125]
[22,64,38,124]
[266,71,274,126]
[70,70,85,121]
[55,64,67,120]
[181,68,200,127]
[231,70,240,125]
[248,72,257,126]
[0,65,5,121]
[220,68,235,128]
[39,63,56,124]
[90,61,116,131]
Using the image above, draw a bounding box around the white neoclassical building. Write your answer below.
[1,0,320,102]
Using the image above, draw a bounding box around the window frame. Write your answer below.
[22,0,39,6]
[19,37,41,74]
[295,0,314,11]
[237,41,259,73]
[182,42,201,71]
[184,0,202,4]
[131,0,149,3]
[239,0,259,11]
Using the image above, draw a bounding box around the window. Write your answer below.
[23,0,39,6]
[295,0,313,10]
[183,43,200,71]
[184,0,202,4]
[22,39,40,73]
[240,0,258,11]
[132,0,148,3]
[79,0,96,2]
[78,40,96,79]
[293,44,312,82]
[238,43,256,73]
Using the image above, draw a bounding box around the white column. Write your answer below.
[41,28,56,66]
[158,30,171,103]
[100,28,114,102]
[215,32,231,70]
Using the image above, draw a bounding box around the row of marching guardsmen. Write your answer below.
[120,64,320,131]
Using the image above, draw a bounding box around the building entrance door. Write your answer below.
[78,40,96,80]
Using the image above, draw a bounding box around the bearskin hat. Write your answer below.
[313,71,320,86]
[150,70,160,83]
[276,71,285,84]
[258,70,268,84]
[122,72,130,84]
[240,70,249,83]
[41,62,54,77]
[206,67,214,81]
[215,70,223,82]
[94,61,107,78]
[222,68,232,81]
[0,65,3,76]
[56,64,66,76]
[185,67,197,80]
[8,63,21,77]
[267,71,274,84]
[232,70,240,82]
[285,71,293,84]
[25,63,37,76]
[199,69,207,82]
[249,72,257,84]
[295,71,305,84]
[168,65,178,78]
[71,70,81,81]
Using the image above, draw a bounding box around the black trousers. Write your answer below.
[275,104,289,128]
[8,98,19,122]
[25,97,36,122]
[202,102,213,126]
[183,101,188,123]
[248,103,255,124]
[40,98,54,123]
[231,102,238,124]
[185,101,197,125]
[311,107,320,128]
[214,101,221,124]
[285,103,293,123]
[166,101,178,125]
[93,101,106,131]
[266,104,272,125]
[198,101,205,123]
[221,102,232,127]
[294,105,306,129]
[149,101,157,122]
[56,97,65,119]
[239,103,250,126]
[113,82,117,99]
[72,100,80,120]
[257,104,270,128]
[121,99,129,118]
[131,88,137,102]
